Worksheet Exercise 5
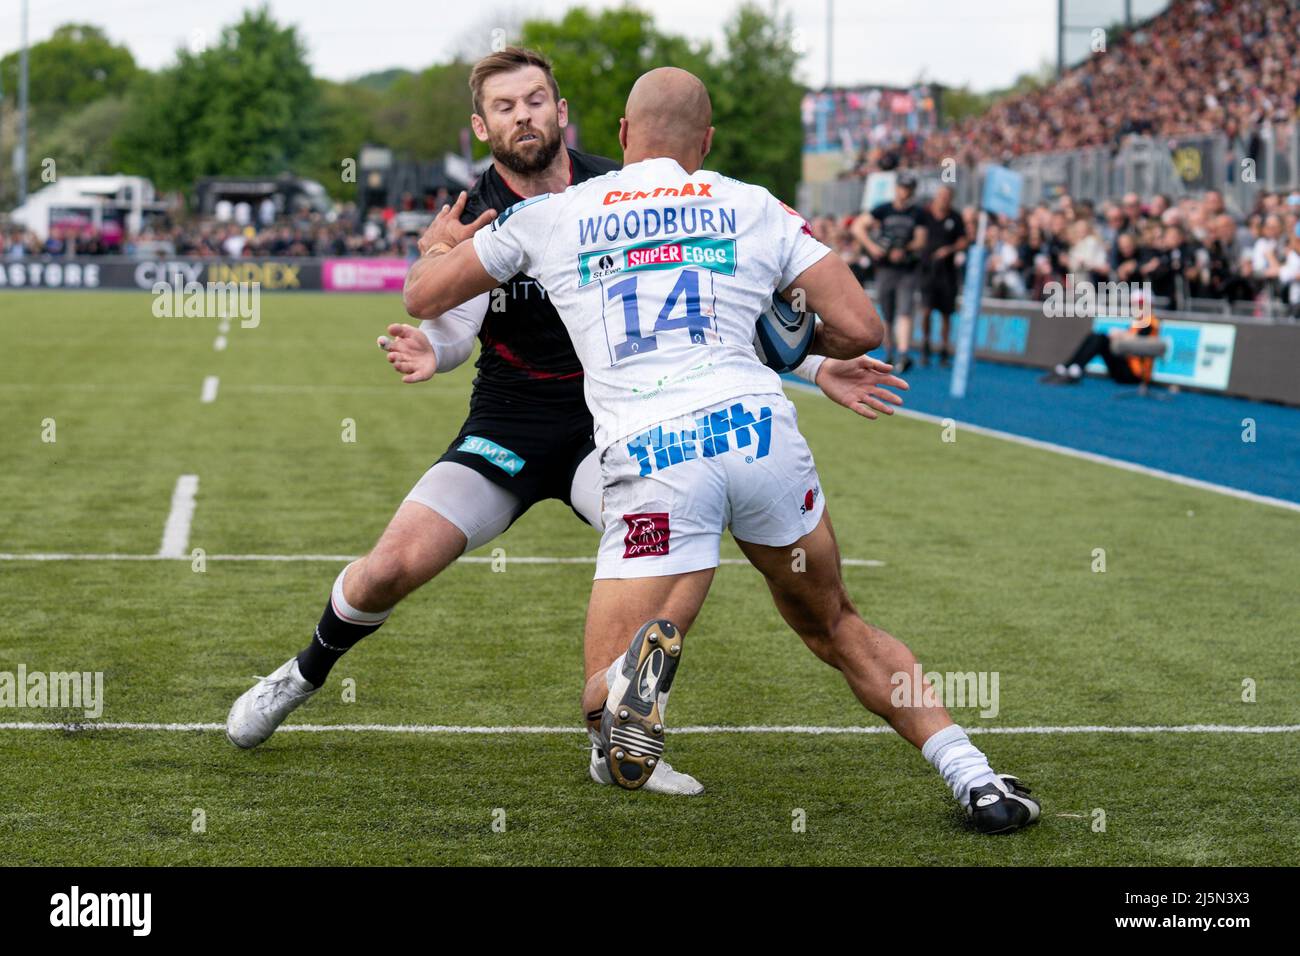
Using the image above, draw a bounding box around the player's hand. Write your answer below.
[815,355,908,420]
[417,191,498,256]
[378,323,438,383]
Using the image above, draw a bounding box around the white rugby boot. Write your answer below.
[226,657,318,749]
[597,619,698,791]
[587,729,704,795]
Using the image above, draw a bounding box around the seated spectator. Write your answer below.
[1040,292,1163,386]
[1021,220,1067,299]
[1194,214,1250,301]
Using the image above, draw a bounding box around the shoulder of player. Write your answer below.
[737,179,805,222]
[707,171,774,205]
[460,174,503,223]
[492,191,564,231]
[686,170,767,204]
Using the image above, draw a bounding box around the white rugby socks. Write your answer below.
[921,724,1000,807]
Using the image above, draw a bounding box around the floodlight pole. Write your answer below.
[16,0,30,206]
[825,0,833,88]
[1056,0,1065,78]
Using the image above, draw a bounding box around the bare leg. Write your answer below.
[735,509,951,749]
[343,501,468,613]
[580,569,714,730]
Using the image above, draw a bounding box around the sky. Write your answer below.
[0,0,1169,92]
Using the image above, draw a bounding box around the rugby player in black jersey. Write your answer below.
[226,47,908,795]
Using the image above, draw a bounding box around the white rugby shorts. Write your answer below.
[595,393,825,579]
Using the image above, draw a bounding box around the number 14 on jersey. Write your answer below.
[602,268,721,364]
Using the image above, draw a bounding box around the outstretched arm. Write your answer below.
[379,291,490,383]
[402,191,500,320]
[798,354,908,420]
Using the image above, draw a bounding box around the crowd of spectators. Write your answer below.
[0,191,453,262]
[840,0,1300,179]
[7,183,1298,316]
[811,186,1300,316]
[7,0,1300,318]
[927,0,1300,167]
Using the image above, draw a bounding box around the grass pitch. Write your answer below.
[1,290,1297,865]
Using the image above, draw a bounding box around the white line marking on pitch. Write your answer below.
[784,382,1300,513]
[213,335,227,351]
[0,722,1295,735]
[0,383,195,393]
[200,376,219,404]
[157,475,199,558]
[0,552,883,568]
[0,384,411,396]
[897,406,1300,513]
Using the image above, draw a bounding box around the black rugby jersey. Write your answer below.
[460,147,620,403]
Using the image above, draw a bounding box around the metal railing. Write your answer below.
[800,125,1300,219]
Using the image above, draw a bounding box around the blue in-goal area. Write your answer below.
[790,358,1300,507]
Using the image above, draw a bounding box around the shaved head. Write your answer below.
[620,67,714,170]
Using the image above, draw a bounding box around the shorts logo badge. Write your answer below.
[623,512,669,558]
[457,435,525,476]
[801,485,820,515]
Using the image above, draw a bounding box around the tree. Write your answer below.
[521,7,712,163]
[0,23,137,202]
[520,4,801,198]
[36,95,131,178]
[112,7,321,190]
[373,61,474,161]
[0,24,136,124]
[936,84,995,126]
[298,79,383,200]
[708,3,803,200]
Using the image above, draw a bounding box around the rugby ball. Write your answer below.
[753,292,817,373]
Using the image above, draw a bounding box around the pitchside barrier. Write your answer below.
[0,255,419,292]
[799,128,1300,219]
[917,296,1300,407]
[3,256,1297,407]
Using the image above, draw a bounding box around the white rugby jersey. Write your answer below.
[472,156,831,449]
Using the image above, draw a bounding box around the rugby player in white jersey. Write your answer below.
[403,68,1040,832]
[226,48,908,798]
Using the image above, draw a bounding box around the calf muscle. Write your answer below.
[736,511,953,749]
